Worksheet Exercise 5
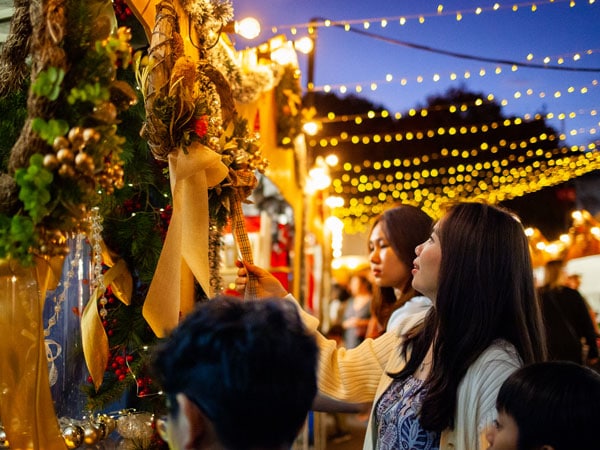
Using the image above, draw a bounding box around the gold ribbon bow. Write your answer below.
[229,168,259,300]
[82,241,133,390]
[143,143,228,337]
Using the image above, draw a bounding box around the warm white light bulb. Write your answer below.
[294,36,314,55]
[235,17,261,39]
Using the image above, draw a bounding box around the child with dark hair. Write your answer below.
[487,361,600,450]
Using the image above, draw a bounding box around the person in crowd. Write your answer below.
[365,204,434,339]
[563,272,582,290]
[538,259,599,365]
[151,296,318,450]
[486,360,600,450]
[335,203,435,436]
[563,272,600,336]
[341,272,373,348]
[327,282,350,334]
[236,201,547,450]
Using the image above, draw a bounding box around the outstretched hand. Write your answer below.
[235,261,288,299]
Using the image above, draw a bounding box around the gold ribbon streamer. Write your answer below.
[229,169,259,300]
[143,143,228,337]
[82,243,133,390]
[0,258,66,449]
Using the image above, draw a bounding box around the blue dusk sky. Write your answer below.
[231,0,600,147]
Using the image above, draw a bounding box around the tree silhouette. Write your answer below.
[307,87,595,237]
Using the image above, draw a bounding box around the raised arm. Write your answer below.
[235,260,288,298]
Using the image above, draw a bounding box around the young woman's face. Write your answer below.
[411,222,442,301]
[368,222,411,291]
[485,411,519,450]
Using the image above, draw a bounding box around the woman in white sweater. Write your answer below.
[236,201,547,450]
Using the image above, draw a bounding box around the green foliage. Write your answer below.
[82,64,170,410]
[0,154,53,265]
[0,215,37,266]
[67,82,110,105]
[15,154,53,222]
[0,0,168,414]
[99,66,171,285]
[31,118,69,145]
[31,67,65,101]
[82,346,148,412]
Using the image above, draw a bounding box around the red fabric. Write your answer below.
[223,216,261,233]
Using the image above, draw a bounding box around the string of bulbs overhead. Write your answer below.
[245,0,600,231]
[310,81,599,145]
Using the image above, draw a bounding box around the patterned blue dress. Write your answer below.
[375,376,440,450]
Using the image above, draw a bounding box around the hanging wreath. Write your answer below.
[0,0,137,267]
[135,0,269,336]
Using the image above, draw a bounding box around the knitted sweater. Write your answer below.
[287,295,522,450]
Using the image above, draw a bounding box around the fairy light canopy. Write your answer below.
[228,1,600,238]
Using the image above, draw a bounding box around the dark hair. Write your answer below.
[542,259,565,289]
[397,202,547,431]
[369,204,433,327]
[331,282,351,303]
[151,296,318,449]
[349,272,373,293]
[497,361,600,450]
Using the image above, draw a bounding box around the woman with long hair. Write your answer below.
[366,204,433,338]
[236,201,547,450]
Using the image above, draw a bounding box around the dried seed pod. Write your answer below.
[58,163,75,178]
[83,128,101,144]
[68,127,85,149]
[75,152,95,173]
[92,102,117,124]
[53,136,70,151]
[43,154,60,170]
[56,148,74,163]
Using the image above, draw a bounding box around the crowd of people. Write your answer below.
[150,201,600,450]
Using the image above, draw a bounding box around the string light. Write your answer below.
[268,0,581,35]
[310,63,599,95]
[255,3,599,232]
[308,108,600,150]
[304,76,600,145]
[320,103,599,128]
[328,143,599,232]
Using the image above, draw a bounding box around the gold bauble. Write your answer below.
[82,128,101,144]
[92,102,117,123]
[98,415,117,435]
[53,136,70,150]
[58,163,76,178]
[57,148,75,163]
[62,425,84,449]
[83,423,101,446]
[75,152,95,173]
[43,153,59,170]
[95,421,108,440]
[68,127,85,149]
[0,427,9,449]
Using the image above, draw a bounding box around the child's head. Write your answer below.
[487,361,600,450]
